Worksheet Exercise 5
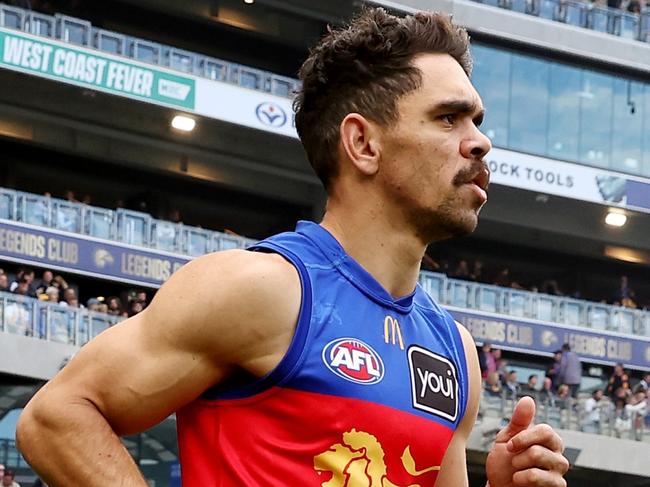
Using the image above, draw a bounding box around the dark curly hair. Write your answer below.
[294,7,472,191]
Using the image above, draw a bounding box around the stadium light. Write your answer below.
[171,115,196,132]
[605,210,627,227]
[244,0,255,4]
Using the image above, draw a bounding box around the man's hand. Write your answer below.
[485,396,569,487]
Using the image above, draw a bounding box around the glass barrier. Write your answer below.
[0,3,301,101]
[0,4,24,29]
[116,208,151,246]
[4,187,650,339]
[0,187,15,219]
[1,291,122,347]
[56,13,91,46]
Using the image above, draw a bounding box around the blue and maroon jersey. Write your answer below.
[176,221,470,486]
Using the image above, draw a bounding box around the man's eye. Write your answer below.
[441,114,456,124]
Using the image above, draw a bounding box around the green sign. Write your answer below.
[0,28,195,110]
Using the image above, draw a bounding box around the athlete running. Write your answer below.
[18,8,569,487]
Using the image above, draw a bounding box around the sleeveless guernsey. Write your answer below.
[176,221,470,486]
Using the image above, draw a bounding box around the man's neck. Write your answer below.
[320,205,427,299]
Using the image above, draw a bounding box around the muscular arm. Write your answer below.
[434,324,481,487]
[16,250,301,487]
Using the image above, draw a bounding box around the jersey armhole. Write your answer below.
[201,241,313,400]
[449,316,470,426]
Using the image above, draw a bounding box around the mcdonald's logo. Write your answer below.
[384,316,404,350]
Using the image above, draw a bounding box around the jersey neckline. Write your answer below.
[296,220,416,313]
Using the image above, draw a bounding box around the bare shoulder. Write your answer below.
[149,249,303,359]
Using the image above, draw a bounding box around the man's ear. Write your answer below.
[339,113,381,176]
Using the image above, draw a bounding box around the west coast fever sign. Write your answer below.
[0,27,195,109]
[0,220,189,287]
[449,306,650,371]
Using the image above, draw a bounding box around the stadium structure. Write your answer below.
[0,0,649,485]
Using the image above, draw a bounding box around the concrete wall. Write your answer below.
[1,333,78,380]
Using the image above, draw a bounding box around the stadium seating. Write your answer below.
[469,0,649,42]
[0,3,300,98]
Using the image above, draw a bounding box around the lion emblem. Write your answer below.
[313,429,440,487]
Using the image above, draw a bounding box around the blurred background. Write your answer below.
[0,0,649,485]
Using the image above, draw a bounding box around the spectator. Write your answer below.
[86,298,101,312]
[627,0,641,13]
[451,260,471,280]
[505,370,519,399]
[638,372,650,391]
[494,349,508,384]
[128,299,145,317]
[12,277,31,296]
[494,268,511,287]
[470,260,484,282]
[106,296,123,316]
[136,290,148,308]
[521,374,539,399]
[0,274,8,292]
[51,274,69,290]
[478,343,497,380]
[613,275,636,308]
[541,279,562,296]
[34,270,54,296]
[9,268,36,297]
[2,469,20,487]
[44,286,60,304]
[60,288,80,308]
[539,377,556,406]
[484,372,502,397]
[582,389,605,434]
[547,350,562,391]
[607,363,630,398]
[555,384,572,410]
[558,343,582,398]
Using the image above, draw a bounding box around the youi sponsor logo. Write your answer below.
[408,346,458,421]
[255,101,287,127]
[322,338,385,385]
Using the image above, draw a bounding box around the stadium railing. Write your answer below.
[482,390,649,442]
[469,0,649,43]
[0,187,256,255]
[0,3,300,98]
[419,271,649,337]
[1,185,649,340]
[0,290,122,346]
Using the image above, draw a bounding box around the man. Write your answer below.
[558,343,582,398]
[582,389,604,434]
[607,362,630,398]
[2,470,20,487]
[17,8,568,487]
[639,372,650,391]
[521,374,539,401]
[478,342,497,380]
[505,370,521,400]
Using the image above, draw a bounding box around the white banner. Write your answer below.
[194,78,298,138]
[487,147,650,213]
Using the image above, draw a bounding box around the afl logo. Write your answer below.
[322,338,384,385]
[256,102,287,127]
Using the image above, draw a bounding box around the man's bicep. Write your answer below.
[47,304,227,435]
[434,433,469,487]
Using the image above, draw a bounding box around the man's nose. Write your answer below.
[460,126,492,160]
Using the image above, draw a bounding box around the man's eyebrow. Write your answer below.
[429,99,485,124]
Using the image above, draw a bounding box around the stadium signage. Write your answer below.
[0,27,195,109]
[0,220,190,287]
[488,147,650,214]
[450,306,650,371]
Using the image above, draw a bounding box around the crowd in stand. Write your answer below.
[0,267,148,318]
[422,255,649,310]
[479,343,650,440]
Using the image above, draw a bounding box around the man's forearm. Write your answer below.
[17,395,148,487]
